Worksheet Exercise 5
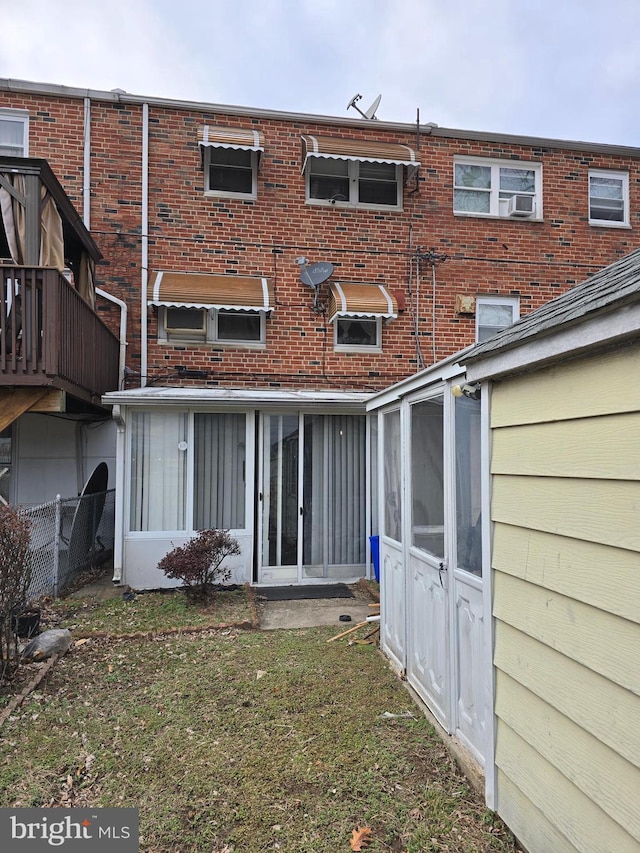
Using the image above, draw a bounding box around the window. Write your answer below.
[328,281,397,351]
[454,156,541,218]
[0,110,28,157]
[589,169,629,226]
[159,306,265,345]
[198,126,264,200]
[129,411,247,533]
[204,146,257,197]
[476,296,519,342]
[334,317,381,349]
[411,397,444,558]
[307,158,401,208]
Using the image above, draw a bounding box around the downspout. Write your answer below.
[83,98,91,227]
[141,103,149,386]
[96,287,128,389]
[110,404,126,584]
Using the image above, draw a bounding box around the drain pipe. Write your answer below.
[141,102,149,387]
[96,288,128,389]
[83,97,91,227]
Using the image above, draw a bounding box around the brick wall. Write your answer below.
[3,88,638,392]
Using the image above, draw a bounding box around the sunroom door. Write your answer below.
[406,394,450,727]
[259,413,366,584]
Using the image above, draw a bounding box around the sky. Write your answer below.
[1,0,640,147]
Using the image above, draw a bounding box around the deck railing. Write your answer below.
[0,267,120,399]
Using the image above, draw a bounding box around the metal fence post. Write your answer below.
[53,494,61,599]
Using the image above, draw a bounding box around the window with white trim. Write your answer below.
[0,110,28,157]
[454,157,541,219]
[159,306,265,346]
[476,296,519,342]
[307,158,402,209]
[589,169,629,226]
[204,147,258,198]
[334,317,382,351]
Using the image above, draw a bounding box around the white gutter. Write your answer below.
[141,102,149,387]
[83,98,91,227]
[96,288,127,389]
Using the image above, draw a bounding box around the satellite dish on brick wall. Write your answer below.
[300,262,334,288]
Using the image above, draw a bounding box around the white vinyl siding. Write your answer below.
[489,344,640,853]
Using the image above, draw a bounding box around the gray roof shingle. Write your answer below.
[464,246,640,363]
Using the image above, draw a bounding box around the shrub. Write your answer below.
[0,504,32,682]
[157,529,241,601]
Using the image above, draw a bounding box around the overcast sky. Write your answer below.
[1,0,639,147]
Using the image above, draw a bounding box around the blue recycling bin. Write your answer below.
[369,535,380,583]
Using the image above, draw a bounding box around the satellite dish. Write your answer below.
[364,94,382,120]
[300,262,334,288]
[347,92,381,120]
[67,462,109,572]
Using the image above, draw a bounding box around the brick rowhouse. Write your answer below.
[2,80,639,393]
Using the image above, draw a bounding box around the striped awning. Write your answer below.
[328,282,398,323]
[301,135,420,181]
[198,126,265,152]
[148,272,274,312]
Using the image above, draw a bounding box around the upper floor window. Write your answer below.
[589,169,629,227]
[149,270,273,347]
[161,306,266,346]
[476,296,519,342]
[454,157,541,219]
[0,110,29,157]
[328,281,397,352]
[301,134,419,211]
[198,126,264,200]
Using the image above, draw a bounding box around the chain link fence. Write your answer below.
[20,489,115,601]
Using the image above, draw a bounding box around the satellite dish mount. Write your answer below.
[347,93,382,120]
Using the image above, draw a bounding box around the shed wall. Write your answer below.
[489,344,640,852]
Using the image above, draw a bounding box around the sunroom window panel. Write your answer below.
[383,410,402,542]
[455,396,482,576]
[411,398,444,558]
[194,413,246,530]
[129,412,188,532]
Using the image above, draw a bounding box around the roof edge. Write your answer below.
[3,78,640,158]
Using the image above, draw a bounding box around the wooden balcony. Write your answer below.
[0,266,120,404]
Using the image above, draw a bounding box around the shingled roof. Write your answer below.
[464,246,640,365]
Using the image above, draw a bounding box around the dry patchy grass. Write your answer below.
[0,592,519,853]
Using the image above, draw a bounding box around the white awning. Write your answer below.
[301,134,420,182]
[328,282,398,323]
[148,271,274,312]
[198,126,265,152]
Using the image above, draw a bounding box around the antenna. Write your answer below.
[347,93,382,120]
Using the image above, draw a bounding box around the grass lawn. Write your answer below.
[0,589,519,853]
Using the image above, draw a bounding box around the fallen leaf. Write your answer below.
[108,664,113,673]
[256,670,267,679]
[74,638,89,647]
[350,826,372,851]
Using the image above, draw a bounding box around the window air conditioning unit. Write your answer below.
[507,194,535,217]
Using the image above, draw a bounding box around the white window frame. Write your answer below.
[203,147,258,200]
[588,169,629,228]
[475,296,520,343]
[158,306,266,347]
[454,156,542,220]
[306,158,402,211]
[333,316,382,352]
[0,109,29,157]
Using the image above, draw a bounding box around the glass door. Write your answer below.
[261,414,300,582]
